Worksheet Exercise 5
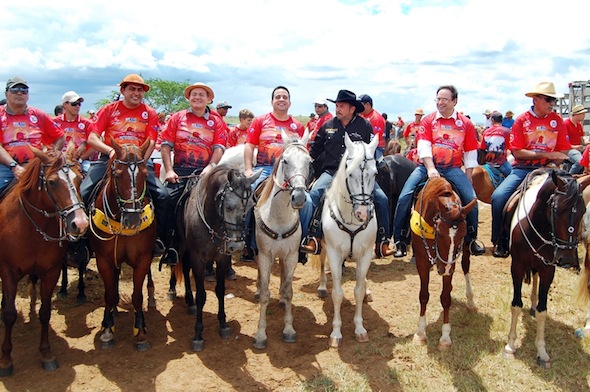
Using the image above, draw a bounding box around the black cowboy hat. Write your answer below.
[327,90,365,113]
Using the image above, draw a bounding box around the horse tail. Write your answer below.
[173,261,184,285]
[309,253,322,270]
[576,249,590,307]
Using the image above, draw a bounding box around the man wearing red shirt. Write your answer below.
[490,82,571,257]
[358,94,386,158]
[403,108,424,155]
[393,85,484,258]
[79,74,173,263]
[308,98,333,145]
[228,109,254,147]
[54,90,97,173]
[565,104,588,174]
[0,76,64,195]
[479,111,512,176]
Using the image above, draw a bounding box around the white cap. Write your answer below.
[314,97,328,105]
[61,91,84,104]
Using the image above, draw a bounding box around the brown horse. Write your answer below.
[88,139,156,351]
[411,177,477,350]
[504,169,587,368]
[471,165,505,204]
[0,145,88,376]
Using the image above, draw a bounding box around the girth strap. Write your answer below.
[329,206,371,258]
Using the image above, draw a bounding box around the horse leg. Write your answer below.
[353,257,371,343]
[0,279,17,376]
[317,253,328,298]
[97,260,118,349]
[167,266,178,300]
[278,256,297,344]
[183,261,196,315]
[131,260,150,351]
[146,265,156,309]
[413,258,430,345]
[254,255,271,349]
[57,264,68,300]
[585,300,590,334]
[534,269,555,368]
[328,255,344,348]
[438,274,453,350]
[38,268,61,371]
[529,272,539,316]
[191,263,207,352]
[254,264,261,302]
[214,259,230,339]
[461,243,477,312]
[504,266,525,359]
[28,274,38,318]
[76,263,87,305]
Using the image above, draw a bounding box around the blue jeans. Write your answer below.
[308,171,391,242]
[393,165,478,245]
[568,149,584,174]
[498,161,513,177]
[490,167,531,245]
[0,165,15,196]
[246,165,313,250]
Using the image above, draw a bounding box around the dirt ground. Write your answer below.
[1,203,588,391]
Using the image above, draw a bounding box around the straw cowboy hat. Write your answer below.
[119,74,150,92]
[183,82,215,102]
[525,81,564,98]
[327,90,365,113]
[571,104,588,115]
[414,108,424,115]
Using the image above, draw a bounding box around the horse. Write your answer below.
[179,165,259,351]
[252,131,312,349]
[410,177,477,350]
[576,173,590,337]
[471,165,503,204]
[0,144,88,376]
[503,169,587,368]
[383,139,402,156]
[88,139,157,351]
[315,133,379,348]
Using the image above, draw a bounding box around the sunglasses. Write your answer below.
[8,87,29,94]
[540,96,557,103]
[69,101,82,107]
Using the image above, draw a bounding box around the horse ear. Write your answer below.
[301,128,311,146]
[344,132,354,151]
[368,133,379,154]
[248,168,263,185]
[139,138,151,158]
[461,198,478,216]
[31,145,50,164]
[281,129,289,145]
[110,137,122,157]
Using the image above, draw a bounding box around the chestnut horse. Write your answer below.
[411,177,477,350]
[0,145,88,376]
[471,164,505,204]
[504,169,587,368]
[88,139,157,351]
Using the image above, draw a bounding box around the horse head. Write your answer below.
[274,130,312,209]
[28,144,88,239]
[109,138,150,230]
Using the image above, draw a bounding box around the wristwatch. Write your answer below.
[8,161,17,169]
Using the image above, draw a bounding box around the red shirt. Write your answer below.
[228,125,248,147]
[580,145,590,168]
[361,109,386,148]
[246,113,304,166]
[161,109,228,169]
[564,117,584,145]
[309,112,334,141]
[53,114,94,152]
[91,101,159,147]
[403,121,421,139]
[480,125,511,166]
[418,111,479,168]
[0,106,63,164]
[510,110,571,168]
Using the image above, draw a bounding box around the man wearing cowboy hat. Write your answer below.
[73,74,174,265]
[300,89,394,258]
[483,109,493,129]
[502,110,515,129]
[403,108,425,154]
[490,81,571,258]
[565,104,588,174]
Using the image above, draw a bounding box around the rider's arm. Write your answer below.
[244,142,255,177]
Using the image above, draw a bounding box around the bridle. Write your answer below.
[20,156,85,243]
[196,177,253,255]
[517,172,581,266]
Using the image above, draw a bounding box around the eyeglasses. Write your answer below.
[8,87,29,94]
[540,96,557,103]
[69,101,82,107]
[434,97,453,103]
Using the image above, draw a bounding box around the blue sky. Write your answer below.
[1,0,589,126]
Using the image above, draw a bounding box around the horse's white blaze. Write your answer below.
[510,172,548,245]
[444,226,458,275]
[60,169,88,229]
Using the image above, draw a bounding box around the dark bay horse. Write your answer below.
[504,169,588,368]
[88,139,157,351]
[411,177,477,350]
[0,145,88,376]
[178,165,259,351]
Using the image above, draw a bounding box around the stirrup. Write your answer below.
[300,237,321,255]
[376,241,394,258]
[393,241,407,258]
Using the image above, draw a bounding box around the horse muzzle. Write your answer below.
[121,210,143,230]
[290,187,307,209]
[353,204,373,222]
[65,208,89,238]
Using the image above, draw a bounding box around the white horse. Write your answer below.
[253,130,311,349]
[317,134,379,348]
[217,144,257,171]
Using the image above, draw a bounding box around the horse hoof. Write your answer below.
[283,332,297,343]
[76,296,87,305]
[529,308,536,317]
[253,338,267,349]
[328,337,342,348]
[57,292,67,300]
[135,341,150,352]
[364,293,373,303]
[167,291,177,301]
[437,342,452,351]
[148,298,156,309]
[187,306,197,316]
[191,339,204,352]
[42,358,59,371]
[254,293,260,302]
[413,335,427,345]
[219,327,231,339]
[317,289,328,299]
[537,357,552,369]
[100,338,114,350]
[0,364,14,377]
[503,348,516,359]
[355,333,369,343]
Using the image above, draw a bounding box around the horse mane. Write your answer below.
[384,139,401,156]
[326,144,365,206]
[257,157,281,207]
[13,150,64,195]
